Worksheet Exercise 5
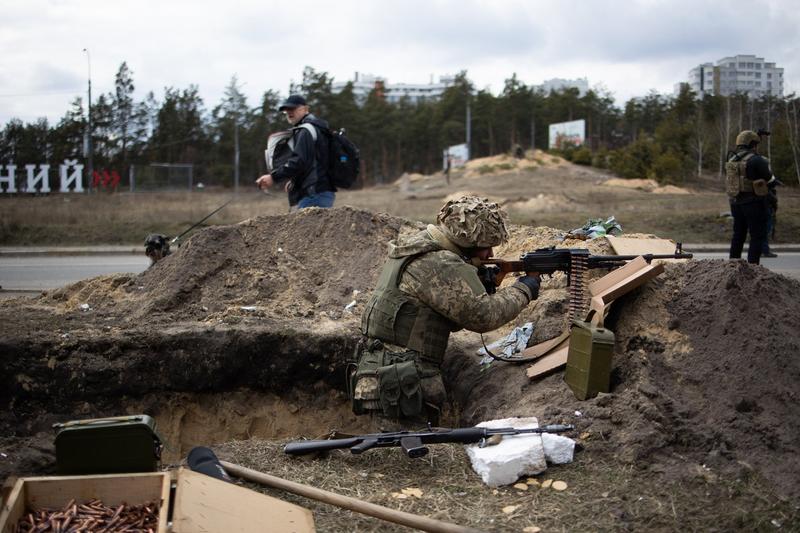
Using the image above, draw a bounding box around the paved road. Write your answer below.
[693,252,800,281]
[1,251,798,299]
[0,254,149,297]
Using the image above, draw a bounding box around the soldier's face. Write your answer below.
[470,247,494,260]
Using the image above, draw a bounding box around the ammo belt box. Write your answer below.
[565,318,615,400]
[54,415,162,475]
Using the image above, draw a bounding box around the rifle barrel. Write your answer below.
[171,198,234,244]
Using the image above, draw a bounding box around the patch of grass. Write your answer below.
[213,439,797,532]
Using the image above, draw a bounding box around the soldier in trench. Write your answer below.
[351,196,540,424]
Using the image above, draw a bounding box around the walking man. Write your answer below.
[256,95,335,209]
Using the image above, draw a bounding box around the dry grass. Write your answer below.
[212,439,798,532]
[1,163,798,246]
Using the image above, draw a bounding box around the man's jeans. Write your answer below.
[297,191,335,209]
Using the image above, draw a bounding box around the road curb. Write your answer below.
[0,246,140,256]
[683,244,800,253]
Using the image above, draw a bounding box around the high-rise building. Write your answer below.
[685,55,784,98]
[535,78,589,97]
[331,72,457,105]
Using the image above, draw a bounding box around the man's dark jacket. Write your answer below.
[271,113,333,205]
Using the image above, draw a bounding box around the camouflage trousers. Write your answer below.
[349,339,446,425]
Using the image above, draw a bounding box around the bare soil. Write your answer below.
[2,159,800,531]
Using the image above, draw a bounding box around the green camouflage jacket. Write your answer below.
[389,225,532,334]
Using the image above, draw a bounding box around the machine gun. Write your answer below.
[478,244,692,320]
[284,424,575,459]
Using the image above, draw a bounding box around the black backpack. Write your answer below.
[325,128,360,189]
[267,123,360,189]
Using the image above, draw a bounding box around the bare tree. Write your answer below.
[692,104,711,177]
[785,97,800,185]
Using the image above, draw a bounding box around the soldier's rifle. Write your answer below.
[284,424,575,459]
[480,245,691,284]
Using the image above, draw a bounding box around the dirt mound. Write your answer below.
[460,152,565,179]
[603,177,690,194]
[48,207,422,326]
[447,257,800,499]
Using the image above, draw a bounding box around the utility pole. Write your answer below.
[465,95,472,160]
[82,48,93,192]
[234,118,240,194]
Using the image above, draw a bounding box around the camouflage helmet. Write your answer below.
[436,195,509,248]
[736,130,760,147]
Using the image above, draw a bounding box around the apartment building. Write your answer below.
[535,77,589,97]
[331,72,456,105]
[686,54,784,98]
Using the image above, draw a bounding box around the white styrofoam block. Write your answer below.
[541,433,575,464]
[466,417,547,487]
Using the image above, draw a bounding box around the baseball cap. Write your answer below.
[279,95,307,111]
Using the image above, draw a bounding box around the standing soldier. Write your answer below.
[351,196,540,424]
[726,130,772,264]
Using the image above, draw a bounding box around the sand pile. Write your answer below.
[603,178,690,194]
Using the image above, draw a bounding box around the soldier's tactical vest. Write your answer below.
[351,252,456,419]
[725,150,766,198]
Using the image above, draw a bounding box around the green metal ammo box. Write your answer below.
[54,415,163,475]
[564,319,615,400]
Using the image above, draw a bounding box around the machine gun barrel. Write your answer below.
[479,246,692,287]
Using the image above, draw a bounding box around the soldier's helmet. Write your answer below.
[736,130,760,147]
[436,195,509,249]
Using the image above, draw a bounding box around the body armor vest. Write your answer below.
[361,252,457,365]
[725,150,757,198]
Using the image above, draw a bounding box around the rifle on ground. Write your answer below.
[478,244,692,321]
[170,198,234,246]
[284,424,574,459]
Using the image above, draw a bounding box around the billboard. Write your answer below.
[548,119,586,149]
[443,143,469,170]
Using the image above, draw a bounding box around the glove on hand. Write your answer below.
[517,275,540,300]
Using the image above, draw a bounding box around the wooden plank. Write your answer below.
[0,479,25,533]
[589,262,664,309]
[589,255,649,296]
[173,468,315,533]
[526,344,569,379]
[606,235,683,257]
[520,331,570,359]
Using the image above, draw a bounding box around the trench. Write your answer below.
[2,325,481,468]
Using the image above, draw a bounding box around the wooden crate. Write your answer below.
[1,469,315,533]
[0,472,170,532]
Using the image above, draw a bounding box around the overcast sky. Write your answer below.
[1,0,798,127]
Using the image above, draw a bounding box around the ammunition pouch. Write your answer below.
[350,339,437,419]
[752,179,768,196]
[378,360,422,419]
